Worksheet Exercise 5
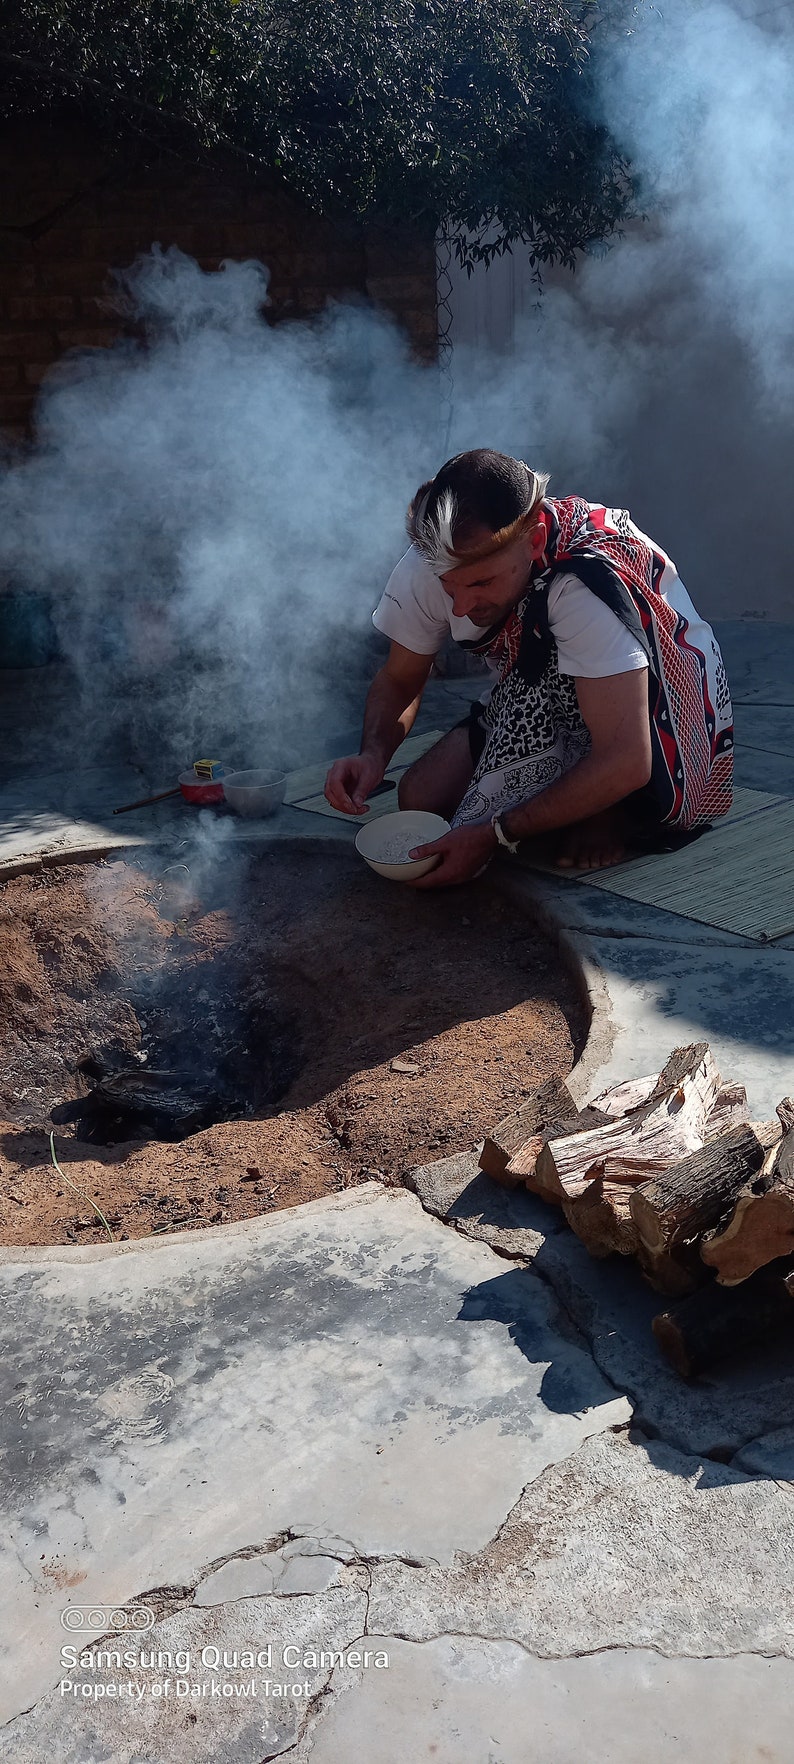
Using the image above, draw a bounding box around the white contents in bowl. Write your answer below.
[375,834,425,864]
[355,810,450,879]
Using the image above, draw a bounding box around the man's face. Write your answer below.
[439,525,544,626]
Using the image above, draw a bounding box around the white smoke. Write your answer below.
[3,0,793,770]
[600,0,794,405]
[590,0,794,617]
[446,0,794,620]
[0,247,442,770]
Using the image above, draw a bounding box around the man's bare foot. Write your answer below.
[554,808,630,871]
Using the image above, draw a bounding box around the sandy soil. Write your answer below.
[0,844,584,1245]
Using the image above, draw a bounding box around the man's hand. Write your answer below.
[325,644,434,817]
[405,823,497,889]
[324,751,385,816]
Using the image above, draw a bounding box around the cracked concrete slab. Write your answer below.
[733,1426,794,1479]
[399,1148,794,1458]
[291,1637,794,1764]
[0,764,152,871]
[714,620,794,706]
[0,1184,628,1727]
[9,1427,792,1762]
[405,1147,566,1258]
[5,634,794,1757]
[194,1543,346,1606]
[557,932,794,1119]
[533,1229,794,1459]
[0,1581,369,1764]
[366,1428,794,1659]
[733,742,794,795]
[733,704,794,758]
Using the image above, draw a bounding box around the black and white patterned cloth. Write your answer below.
[452,618,591,827]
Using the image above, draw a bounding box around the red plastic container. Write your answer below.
[178,771,225,806]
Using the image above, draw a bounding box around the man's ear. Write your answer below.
[528,520,546,561]
[521,523,544,564]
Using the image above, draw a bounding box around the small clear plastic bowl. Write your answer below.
[222,769,285,818]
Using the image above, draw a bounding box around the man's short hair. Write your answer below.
[407,449,549,573]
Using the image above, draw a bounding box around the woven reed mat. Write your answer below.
[283,730,444,823]
[530,787,794,942]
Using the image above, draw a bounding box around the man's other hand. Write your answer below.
[324,752,385,815]
[405,823,497,888]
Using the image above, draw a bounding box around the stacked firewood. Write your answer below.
[480,1043,794,1377]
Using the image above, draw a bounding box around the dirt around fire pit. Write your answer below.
[0,840,585,1245]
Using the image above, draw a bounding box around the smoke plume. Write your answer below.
[2,0,793,792]
[448,0,794,620]
[0,249,441,772]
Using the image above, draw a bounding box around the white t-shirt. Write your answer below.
[372,542,705,681]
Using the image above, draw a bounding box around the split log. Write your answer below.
[530,1043,722,1203]
[588,1072,658,1117]
[562,1176,639,1258]
[700,1128,794,1285]
[630,1121,783,1257]
[777,1097,794,1132]
[564,1185,703,1283]
[652,1264,794,1377]
[645,1041,720,1105]
[510,1106,610,1196]
[479,1077,578,1185]
[704,1082,749,1142]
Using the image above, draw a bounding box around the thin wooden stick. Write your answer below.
[113,788,181,815]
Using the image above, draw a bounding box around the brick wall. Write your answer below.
[0,118,438,440]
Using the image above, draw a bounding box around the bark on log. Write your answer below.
[588,1073,658,1117]
[510,1106,610,1196]
[531,1045,722,1202]
[700,1129,794,1285]
[562,1177,639,1257]
[646,1041,718,1103]
[479,1077,577,1185]
[652,1265,794,1377]
[630,1122,783,1256]
[704,1083,749,1142]
[482,1068,665,1189]
[777,1098,794,1132]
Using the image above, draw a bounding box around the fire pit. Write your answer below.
[0,840,584,1246]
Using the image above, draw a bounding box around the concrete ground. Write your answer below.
[2,621,794,1761]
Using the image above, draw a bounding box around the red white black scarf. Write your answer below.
[467,497,734,830]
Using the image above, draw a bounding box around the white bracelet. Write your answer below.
[491,814,520,855]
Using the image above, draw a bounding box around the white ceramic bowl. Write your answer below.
[355,810,451,880]
[223,768,285,818]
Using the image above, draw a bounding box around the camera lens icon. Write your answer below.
[60,1605,155,1632]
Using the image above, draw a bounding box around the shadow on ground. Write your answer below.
[411,1152,794,1471]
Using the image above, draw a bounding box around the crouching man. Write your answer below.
[324,450,733,887]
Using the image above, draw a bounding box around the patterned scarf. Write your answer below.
[466,496,734,830]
